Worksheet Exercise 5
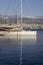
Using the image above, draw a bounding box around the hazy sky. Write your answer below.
[0,0,43,16]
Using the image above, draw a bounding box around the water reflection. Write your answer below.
[0,39,20,65]
[0,37,36,65]
[0,31,43,65]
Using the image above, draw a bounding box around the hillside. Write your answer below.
[0,15,43,24]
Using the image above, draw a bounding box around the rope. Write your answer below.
[5,0,12,24]
[27,0,35,24]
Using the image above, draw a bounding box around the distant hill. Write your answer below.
[0,15,43,24]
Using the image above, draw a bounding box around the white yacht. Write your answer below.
[0,0,37,39]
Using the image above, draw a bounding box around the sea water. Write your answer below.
[0,31,43,65]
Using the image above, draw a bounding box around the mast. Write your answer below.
[20,0,22,25]
[20,0,22,65]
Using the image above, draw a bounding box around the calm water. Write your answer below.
[0,31,43,65]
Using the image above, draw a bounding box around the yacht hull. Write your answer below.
[0,31,37,39]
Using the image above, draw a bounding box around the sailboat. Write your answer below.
[0,0,37,39]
